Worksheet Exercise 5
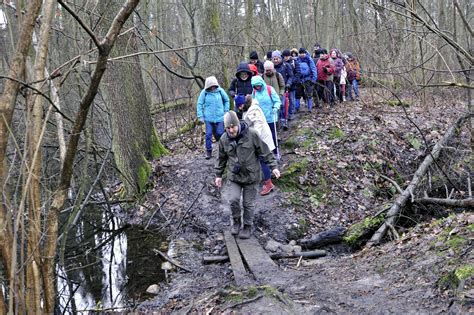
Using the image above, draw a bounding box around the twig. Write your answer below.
[176,183,206,230]
[222,294,264,311]
[152,249,192,273]
[380,174,403,194]
[145,197,170,230]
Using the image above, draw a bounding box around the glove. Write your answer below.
[272,107,279,115]
[285,85,290,92]
[198,117,204,124]
[229,90,236,97]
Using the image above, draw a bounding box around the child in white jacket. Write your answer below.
[340,66,347,102]
[242,96,276,196]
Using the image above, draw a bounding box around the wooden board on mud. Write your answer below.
[236,236,281,283]
[223,231,252,286]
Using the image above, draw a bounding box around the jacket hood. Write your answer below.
[235,62,252,77]
[251,75,266,88]
[204,76,219,90]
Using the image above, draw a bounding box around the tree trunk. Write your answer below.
[99,3,166,196]
[0,0,43,313]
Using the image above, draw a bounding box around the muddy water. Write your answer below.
[57,207,165,313]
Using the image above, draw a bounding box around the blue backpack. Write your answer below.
[299,61,310,76]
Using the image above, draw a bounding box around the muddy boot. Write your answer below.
[205,150,212,160]
[231,218,241,235]
[260,179,274,196]
[238,224,252,239]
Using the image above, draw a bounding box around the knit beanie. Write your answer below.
[299,47,306,54]
[264,60,274,71]
[266,51,273,60]
[271,50,282,59]
[249,50,259,60]
[282,49,291,57]
[224,110,240,128]
[234,94,246,107]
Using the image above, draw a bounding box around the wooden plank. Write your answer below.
[236,237,281,283]
[224,231,251,286]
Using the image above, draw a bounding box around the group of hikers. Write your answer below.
[196,44,362,239]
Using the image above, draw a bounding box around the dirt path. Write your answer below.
[135,89,472,313]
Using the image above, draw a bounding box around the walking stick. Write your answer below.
[273,111,281,160]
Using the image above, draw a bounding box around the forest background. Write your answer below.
[0,0,472,313]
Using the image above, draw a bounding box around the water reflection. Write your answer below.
[57,208,165,314]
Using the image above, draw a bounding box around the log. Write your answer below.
[369,113,470,245]
[269,250,327,260]
[202,255,229,264]
[202,250,327,264]
[298,226,346,249]
[414,197,474,208]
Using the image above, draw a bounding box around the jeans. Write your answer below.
[259,156,271,181]
[349,79,359,99]
[227,181,257,225]
[288,90,296,117]
[205,121,224,152]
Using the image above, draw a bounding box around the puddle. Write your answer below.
[57,206,166,313]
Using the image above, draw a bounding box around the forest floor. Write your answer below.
[129,88,473,314]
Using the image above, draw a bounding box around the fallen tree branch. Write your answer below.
[153,249,192,273]
[202,250,327,264]
[368,113,470,245]
[413,197,474,208]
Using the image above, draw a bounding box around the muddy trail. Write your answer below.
[129,88,473,314]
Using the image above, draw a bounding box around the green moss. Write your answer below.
[247,286,258,298]
[406,133,422,150]
[278,158,309,192]
[328,127,344,139]
[386,99,410,107]
[445,235,467,251]
[467,224,474,233]
[281,137,298,149]
[150,129,168,158]
[343,214,386,247]
[455,265,474,280]
[438,271,459,290]
[137,160,152,193]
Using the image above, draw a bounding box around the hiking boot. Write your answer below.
[238,224,252,239]
[205,150,212,160]
[231,218,241,235]
[282,120,288,131]
[260,179,274,196]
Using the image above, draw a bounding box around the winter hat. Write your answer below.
[249,50,259,60]
[204,76,219,90]
[248,64,258,76]
[264,60,274,71]
[224,110,240,128]
[299,47,306,54]
[234,94,246,107]
[266,51,273,60]
[313,43,321,50]
[271,50,282,59]
[282,49,291,57]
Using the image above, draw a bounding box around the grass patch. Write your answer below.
[279,158,310,192]
[328,127,344,140]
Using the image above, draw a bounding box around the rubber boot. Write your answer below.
[238,224,252,239]
[260,179,274,196]
[307,98,313,112]
[295,99,300,112]
[205,150,212,160]
[230,218,241,235]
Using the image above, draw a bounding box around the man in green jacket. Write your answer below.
[215,111,280,239]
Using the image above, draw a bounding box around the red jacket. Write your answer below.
[316,54,335,81]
